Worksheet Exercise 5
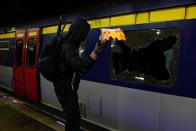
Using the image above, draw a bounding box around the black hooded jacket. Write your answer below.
[53,18,95,93]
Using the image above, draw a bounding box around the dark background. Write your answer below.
[0,0,127,27]
[0,0,195,28]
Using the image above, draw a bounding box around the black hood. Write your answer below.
[64,18,90,47]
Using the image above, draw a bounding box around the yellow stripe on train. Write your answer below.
[0,5,195,38]
[1,5,196,38]
[42,5,196,35]
[0,33,15,39]
[42,24,70,35]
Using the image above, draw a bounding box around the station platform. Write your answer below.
[0,89,109,131]
[0,91,64,131]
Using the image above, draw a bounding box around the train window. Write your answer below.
[110,28,180,87]
[0,41,9,66]
[0,41,9,49]
[26,38,36,68]
[15,40,23,66]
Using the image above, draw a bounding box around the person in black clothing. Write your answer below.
[53,18,106,131]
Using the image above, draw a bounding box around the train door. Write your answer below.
[13,30,26,97]
[24,28,40,102]
[13,28,40,103]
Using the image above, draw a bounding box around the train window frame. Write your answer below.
[109,27,180,87]
[0,40,9,66]
[15,39,24,67]
[26,38,37,68]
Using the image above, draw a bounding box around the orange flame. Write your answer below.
[101,28,126,41]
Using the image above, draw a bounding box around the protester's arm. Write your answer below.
[61,44,93,73]
[90,39,106,61]
[90,51,98,61]
[61,28,107,72]
[61,40,106,73]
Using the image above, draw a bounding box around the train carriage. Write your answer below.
[0,1,196,130]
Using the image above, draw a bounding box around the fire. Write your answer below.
[101,28,126,41]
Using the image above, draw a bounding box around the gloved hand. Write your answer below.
[93,29,109,55]
[94,40,107,55]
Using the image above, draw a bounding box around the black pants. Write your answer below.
[54,83,81,131]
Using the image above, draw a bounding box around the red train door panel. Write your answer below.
[13,30,26,97]
[24,28,40,103]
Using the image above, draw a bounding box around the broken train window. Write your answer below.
[109,28,180,87]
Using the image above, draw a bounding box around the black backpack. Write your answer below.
[38,15,66,82]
